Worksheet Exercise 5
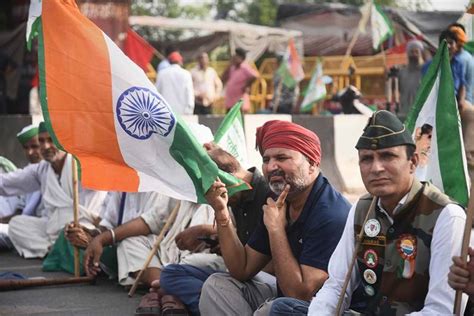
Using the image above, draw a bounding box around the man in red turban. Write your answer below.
[200,120,351,315]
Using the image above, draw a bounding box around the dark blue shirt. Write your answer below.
[246,173,351,296]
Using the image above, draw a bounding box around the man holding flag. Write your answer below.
[0,122,107,258]
[199,120,350,315]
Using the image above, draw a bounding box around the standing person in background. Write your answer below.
[156,51,194,115]
[222,48,258,113]
[396,40,424,120]
[191,52,222,115]
[156,46,177,74]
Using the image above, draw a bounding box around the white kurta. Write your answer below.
[98,191,168,229]
[0,154,107,258]
[155,64,194,115]
[117,199,224,286]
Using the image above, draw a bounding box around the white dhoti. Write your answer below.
[0,223,12,249]
[8,216,49,257]
[6,155,107,258]
[117,201,223,286]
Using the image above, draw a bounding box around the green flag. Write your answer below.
[371,2,394,50]
[300,60,326,113]
[214,101,248,167]
[405,41,469,206]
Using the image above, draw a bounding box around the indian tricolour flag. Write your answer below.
[214,101,248,168]
[371,2,394,50]
[27,0,248,203]
[405,41,469,206]
[277,38,304,89]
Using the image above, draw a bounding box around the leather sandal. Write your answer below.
[135,292,161,316]
[161,295,189,316]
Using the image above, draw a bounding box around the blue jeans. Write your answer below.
[269,297,309,316]
[160,264,217,316]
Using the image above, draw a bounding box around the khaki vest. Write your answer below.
[353,181,453,315]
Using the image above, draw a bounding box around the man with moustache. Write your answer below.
[0,122,106,258]
[198,120,351,315]
[271,111,467,315]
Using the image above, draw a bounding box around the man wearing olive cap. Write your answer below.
[270,111,468,315]
[199,120,350,315]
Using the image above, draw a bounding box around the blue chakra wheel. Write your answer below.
[116,87,175,140]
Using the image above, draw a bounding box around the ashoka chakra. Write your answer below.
[116,87,175,140]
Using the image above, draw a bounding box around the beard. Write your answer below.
[267,168,307,195]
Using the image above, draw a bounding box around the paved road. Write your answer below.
[0,251,142,316]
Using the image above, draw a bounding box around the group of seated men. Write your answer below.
[0,111,473,316]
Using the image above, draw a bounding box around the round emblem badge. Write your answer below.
[364,219,381,237]
[116,86,175,140]
[364,285,375,296]
[363,249,379,268]
[397,234,417,260]
[363,269,377,285]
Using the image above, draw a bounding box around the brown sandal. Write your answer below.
[161,295,189,316]
[135,292,161,316]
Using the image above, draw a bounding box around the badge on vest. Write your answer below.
[364,249,379,268]
[363,269,377,284]
[396,234,417,279]
[364,219,381,237]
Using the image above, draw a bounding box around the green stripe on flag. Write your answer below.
[170,117,249,204]
[405,41,469,206]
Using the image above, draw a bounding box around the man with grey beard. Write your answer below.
[199,120,351,315]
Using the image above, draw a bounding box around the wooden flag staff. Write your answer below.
[72,158,80,277]
[128,201,181,297]
[453,184,474,315]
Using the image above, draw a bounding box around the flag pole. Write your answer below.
[72,157,80,277]
[273,80,283,113]
[453,184,474,315]
[128,201,181,297]
[335,197,377,315]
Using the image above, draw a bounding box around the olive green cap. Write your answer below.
[355,110,415,150]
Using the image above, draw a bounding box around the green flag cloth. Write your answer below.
[405,41,469,206]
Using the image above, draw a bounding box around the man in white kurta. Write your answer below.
[0,123,106,258]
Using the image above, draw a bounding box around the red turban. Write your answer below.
[256,120,321,165]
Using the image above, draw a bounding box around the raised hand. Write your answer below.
[205,178,228,213]
[263,184,290,232]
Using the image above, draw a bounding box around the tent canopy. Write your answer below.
[276,3,464,56]
[129,16,303,61]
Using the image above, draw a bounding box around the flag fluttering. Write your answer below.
[371,2,394,50]
[214,101,248,167]
[276,38,304,89]
[123,28,155,72]
[300,60,326,113]
[27,0,248,203]
[405,41,469,206]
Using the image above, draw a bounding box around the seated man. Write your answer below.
[0,122,107,258]
[197,120,350,315]
[158,142,269,315]
[15,124,44,217]
[0,156,19,249]
[43,191,167,276]
[274,111,468,315]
